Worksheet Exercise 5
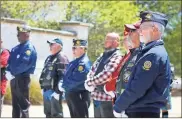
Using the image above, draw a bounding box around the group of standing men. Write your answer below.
[0,10,173,118]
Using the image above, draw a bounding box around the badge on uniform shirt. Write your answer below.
[128,63,134,67]
[143,61,152,70]
[123,71,131,82]
[49,66,53,70]
[25,50,31,56]
[17,54,20,59]
[78,65,84,72]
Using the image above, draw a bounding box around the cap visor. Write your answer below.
[47,40,56,44]
[124,24,137,30]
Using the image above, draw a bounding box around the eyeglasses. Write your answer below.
[123,29,136,36]
[72,47,79,50]
[72,47,85,50]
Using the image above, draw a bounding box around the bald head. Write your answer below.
[106,32,120,41]
[104,32,120,50]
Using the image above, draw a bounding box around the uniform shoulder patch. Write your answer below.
[78,65,84,72]
[25,50,31,56]
[143,61,152,70]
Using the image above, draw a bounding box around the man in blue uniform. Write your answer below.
[60,39,91,118]
[113,11,171,118]
[39,38,69,118]
[7,25,37,118]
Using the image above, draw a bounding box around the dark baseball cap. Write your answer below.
[47,38,63,46]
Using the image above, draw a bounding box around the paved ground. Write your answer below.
[1,96,181,118]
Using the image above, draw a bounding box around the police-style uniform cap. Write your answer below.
[17,25,31,32]
[47,38,63,46]
[73,39,87,47]
[140,11,168,27]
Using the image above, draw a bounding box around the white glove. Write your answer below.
[113,110,124,118]
[84,81,95,92]
[58,81,65,92]
[51,92,60,100]
[5,71,15,80]
[41,89,44,95]
[103,85,115,98]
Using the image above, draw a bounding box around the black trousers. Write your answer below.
[65,90,90,118]
[43,92,63,118]
[94,101,114,118]
[126,112,160,118]
[10,76,30,118]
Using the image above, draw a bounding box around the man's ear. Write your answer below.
[114,39,120,47]
[152,25,158,32]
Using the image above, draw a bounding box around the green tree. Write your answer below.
[62,1,139,61]
[135,0,182,76]
[1,1,51,20]
[1,1,63,30]
[165,21,181,76]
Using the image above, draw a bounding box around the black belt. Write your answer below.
[15,74,30,78]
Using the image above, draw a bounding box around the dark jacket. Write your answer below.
[114,40,171,113]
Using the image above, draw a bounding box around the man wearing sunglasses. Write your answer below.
[6,25,37,118]
[113,11,171,118]
[84,32,122,118]
[39,38,69,118]
[61,39,91,118]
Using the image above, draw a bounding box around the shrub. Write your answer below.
[4,79,43,105]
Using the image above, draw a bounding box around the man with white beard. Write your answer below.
[113,11,171,118]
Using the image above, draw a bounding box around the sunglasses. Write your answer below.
[124,29,136,36]
[72,47,84,50]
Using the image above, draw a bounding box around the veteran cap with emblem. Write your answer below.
[17,24,31,32]
[47,38,63,46]
[139,11,168,27]
[73,39,87,47]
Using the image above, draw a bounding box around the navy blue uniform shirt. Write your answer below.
[114,40,171,113]
[7,40,37,76]
[62,53,91,92]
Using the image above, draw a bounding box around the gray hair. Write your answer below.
[153,22,165,36]
[147,21,165,38]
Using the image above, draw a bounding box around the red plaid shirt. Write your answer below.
[86,49,123,101]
